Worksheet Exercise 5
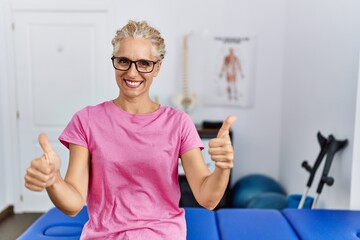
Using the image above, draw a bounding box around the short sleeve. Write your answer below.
[59,108,89,149]
[179,113,204,155]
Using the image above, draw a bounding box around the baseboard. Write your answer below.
[0,205,14,223]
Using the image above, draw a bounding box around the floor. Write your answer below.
[0,213,43,240]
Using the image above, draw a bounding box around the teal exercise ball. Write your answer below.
[247,192,288,210]
[231,174,287,208]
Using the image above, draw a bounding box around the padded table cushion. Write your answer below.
[283,209,360,240]
[216,209,299,240]
[18,207,219,240]
[20,206,360,240]
[184,208,220,240]
[18,206,89,240]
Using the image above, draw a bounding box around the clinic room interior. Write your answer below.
[1,0,360,238]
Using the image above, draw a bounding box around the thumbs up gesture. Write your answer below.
[208,116,237,169]
[24,133,61,191]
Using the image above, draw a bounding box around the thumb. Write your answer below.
[38,133,54,154]
[217,115,237,138]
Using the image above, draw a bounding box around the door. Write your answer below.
[13,9,114,212]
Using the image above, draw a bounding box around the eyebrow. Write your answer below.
[115,56,158,63]
[115,56,155,62]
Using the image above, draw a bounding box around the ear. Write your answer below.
[152,61,162,77]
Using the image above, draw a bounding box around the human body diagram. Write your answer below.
[219,48,245,100]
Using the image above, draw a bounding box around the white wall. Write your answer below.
[0,26,8,211]
[280,0,360,209]
[0,3,6,212]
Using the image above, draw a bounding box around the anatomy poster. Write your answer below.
[204,36,256,108]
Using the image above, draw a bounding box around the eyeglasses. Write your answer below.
[111,56,159,73]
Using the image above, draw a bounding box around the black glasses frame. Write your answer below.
[111,56,158,73]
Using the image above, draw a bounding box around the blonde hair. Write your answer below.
[111,20,166,60]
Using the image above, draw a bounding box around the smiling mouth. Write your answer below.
[124,80,143,88]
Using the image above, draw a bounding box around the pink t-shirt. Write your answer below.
[59,101,204,240]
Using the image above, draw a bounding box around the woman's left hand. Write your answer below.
[208,115,237,169]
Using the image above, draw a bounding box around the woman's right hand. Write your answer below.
[24,133,62,191]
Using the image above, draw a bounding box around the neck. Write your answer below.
[113,96,159,114]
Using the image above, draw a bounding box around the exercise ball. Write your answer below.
[247,192,288,210]
[231,174,287,208]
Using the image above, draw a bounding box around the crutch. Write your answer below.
[311,135,348,208]
[298,132,329,209]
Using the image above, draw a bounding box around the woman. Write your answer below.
[24,20,236,239]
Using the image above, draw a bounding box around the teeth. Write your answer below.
[125,80,142,87]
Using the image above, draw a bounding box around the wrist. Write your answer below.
[214,166,231,176]
[46,171,63,190]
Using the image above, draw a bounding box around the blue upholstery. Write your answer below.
[216,209,299,240]
[18,207,218,240]
[18,207,360,240]
[18,207,88,240]
[283,209,360,240]
[184,208,220,240]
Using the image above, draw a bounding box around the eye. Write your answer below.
[117,58,130,65]
[137,60,151,67]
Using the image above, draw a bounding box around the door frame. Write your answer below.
[0,0,21,213]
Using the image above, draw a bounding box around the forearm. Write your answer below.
[198,167,231,210]
[46,171,86,217]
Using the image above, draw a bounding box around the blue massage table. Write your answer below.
[18,206,360,240]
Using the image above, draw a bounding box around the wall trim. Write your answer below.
[0,205,14,223]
